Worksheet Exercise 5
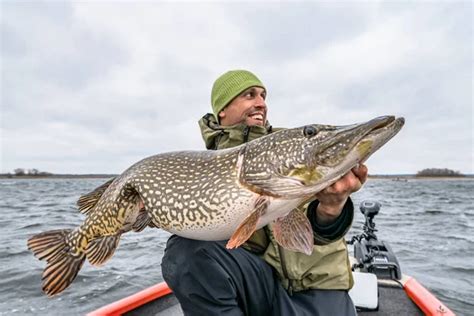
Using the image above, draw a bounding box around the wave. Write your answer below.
[19,223,43,230]
[445,266,474,275]
[424,209,444,215]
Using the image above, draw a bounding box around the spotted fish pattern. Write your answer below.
[28,116,404,296]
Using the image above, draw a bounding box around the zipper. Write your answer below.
[242,126,250,143]
[277,244,294,296]
[213,131,224,150]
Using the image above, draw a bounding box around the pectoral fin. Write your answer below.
[272,209,314,255]
[226,196,269,250]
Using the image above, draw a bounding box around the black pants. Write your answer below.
[161,235,356,316]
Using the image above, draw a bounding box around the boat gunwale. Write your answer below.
[87,282,172,316]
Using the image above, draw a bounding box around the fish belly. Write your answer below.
[162,196,306,241]
[162,193,261,241]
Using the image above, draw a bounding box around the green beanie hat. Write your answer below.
[211,70,265,119]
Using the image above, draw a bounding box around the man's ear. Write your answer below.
[218,111,226,119]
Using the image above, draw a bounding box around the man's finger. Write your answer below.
[352,164,368,184]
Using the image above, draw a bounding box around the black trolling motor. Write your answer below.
[349,200,402,280]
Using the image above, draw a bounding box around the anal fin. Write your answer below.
[272,209,314,255]
[132,208,152,232]
[148,221,160,228]
[86,234,121,266]
[226,196,269,250]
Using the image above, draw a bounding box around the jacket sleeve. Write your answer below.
[306,198,354,245]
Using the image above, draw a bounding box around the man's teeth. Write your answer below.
[250,114,263,120]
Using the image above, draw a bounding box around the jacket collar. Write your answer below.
[198,113,273,150]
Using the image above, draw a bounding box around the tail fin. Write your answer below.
[27,229,71,262]
[27,229,86,296]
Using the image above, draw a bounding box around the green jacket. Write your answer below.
[198,113,354,293]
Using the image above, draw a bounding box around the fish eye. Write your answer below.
[303,126,317,137]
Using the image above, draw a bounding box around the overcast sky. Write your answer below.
[1,1,472,175]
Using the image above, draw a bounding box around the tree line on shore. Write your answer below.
[0,169,116,178]
[415,168,464,177]
[11,168,53,176]
[1,167,466,178]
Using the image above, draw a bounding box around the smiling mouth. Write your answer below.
[248,113,264,122]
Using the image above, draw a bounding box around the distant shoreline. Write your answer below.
[369,175,473,180]
[0,174,117,179]
[1,174,472,180]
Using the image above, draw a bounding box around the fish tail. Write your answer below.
[27,229,86,296]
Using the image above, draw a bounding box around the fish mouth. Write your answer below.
[359,116,405,147]
[364,116,404,136]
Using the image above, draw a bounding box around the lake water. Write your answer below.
[0,178,472,315]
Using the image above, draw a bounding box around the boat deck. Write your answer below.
[125,293,182,316]
[358,283,423,315]
[123,282,423,316]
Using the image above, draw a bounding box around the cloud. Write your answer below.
[1,1,472,174]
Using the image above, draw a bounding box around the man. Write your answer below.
[161,70,368,315]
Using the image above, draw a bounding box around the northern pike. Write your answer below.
[28,115,404,296]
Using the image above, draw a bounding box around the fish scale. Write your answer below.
[27,115,404,296]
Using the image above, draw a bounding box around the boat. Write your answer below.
[88,201,455,316]
[392,177,409,182]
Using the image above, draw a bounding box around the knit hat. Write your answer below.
[211,70,265,119]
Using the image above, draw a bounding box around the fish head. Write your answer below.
[240,116,405,197]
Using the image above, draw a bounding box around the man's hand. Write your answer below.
[314,164,368,225]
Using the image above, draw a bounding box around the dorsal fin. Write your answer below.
[77,177,116,215]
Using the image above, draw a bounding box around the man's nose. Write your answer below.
[254,96,267,109]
